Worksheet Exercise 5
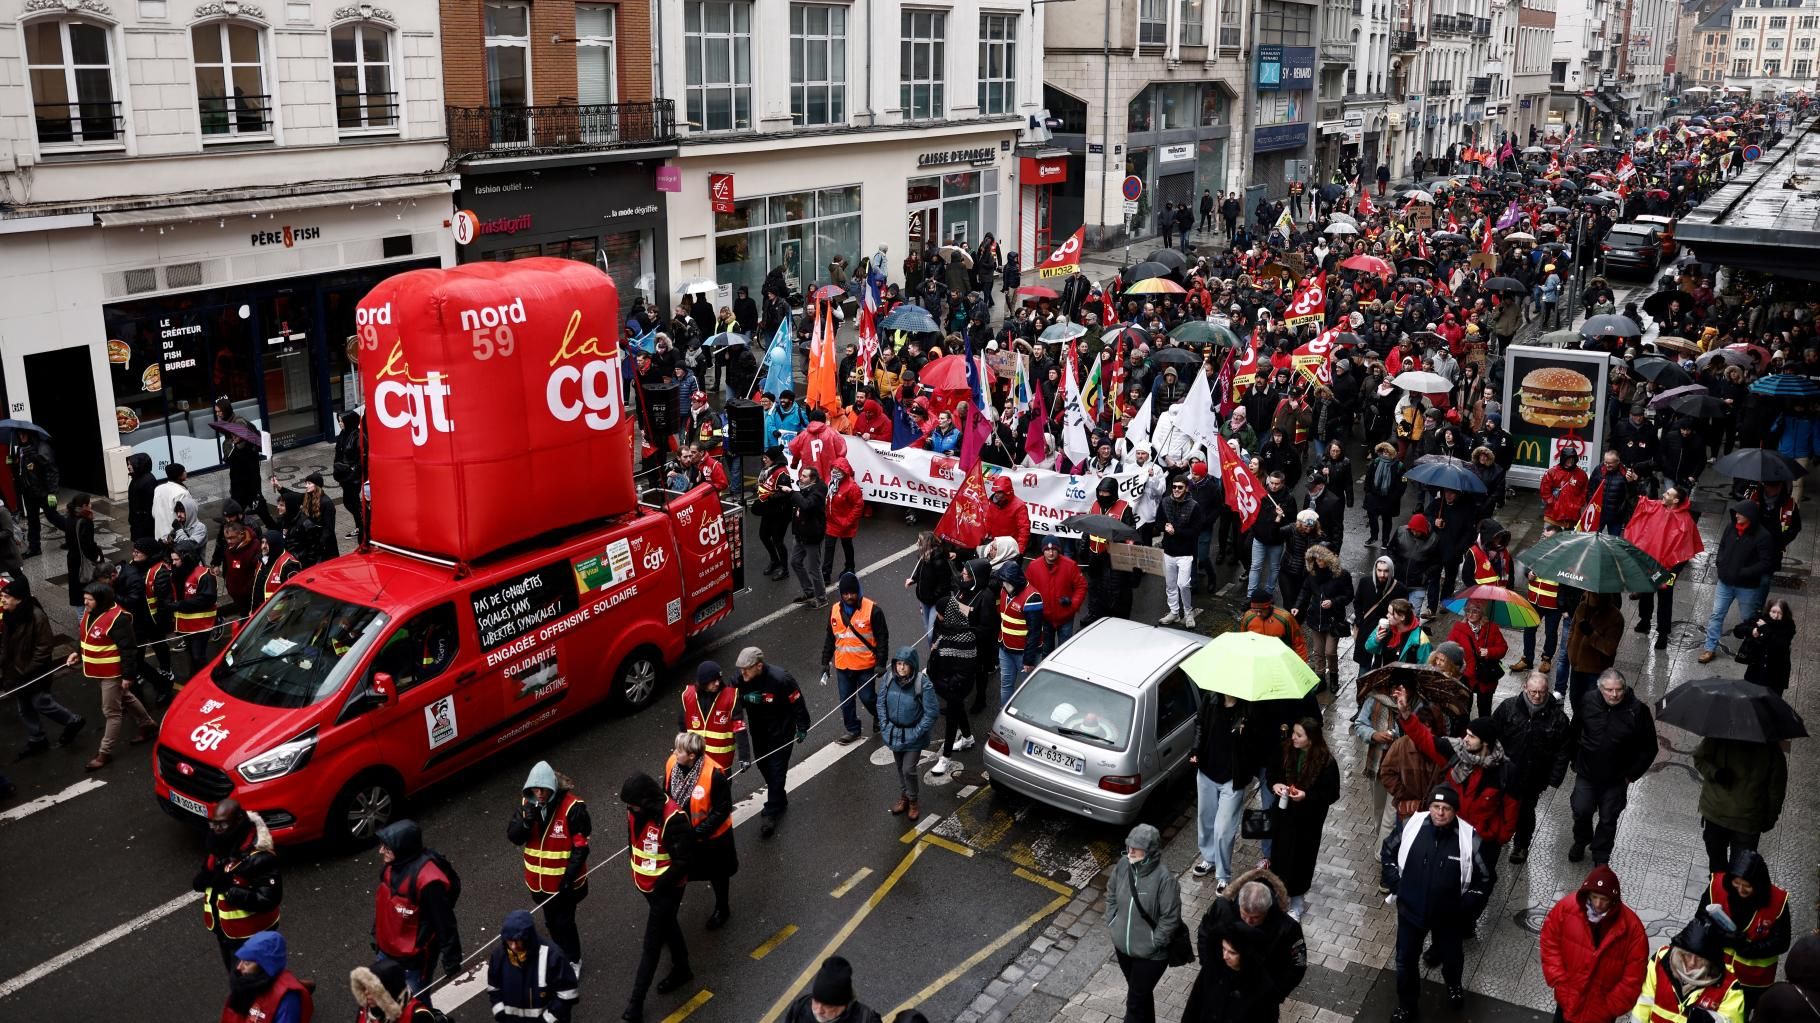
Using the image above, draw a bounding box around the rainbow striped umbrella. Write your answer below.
[1442,584,1542,628]
[1125,277,1187,295]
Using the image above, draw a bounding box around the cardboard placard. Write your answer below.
[1470,252,1498,269]
[1410,207,1434,231]
[1109,542,1168,576]
[1282,252,1307,280]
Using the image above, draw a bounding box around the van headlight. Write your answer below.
[237,730,317,783]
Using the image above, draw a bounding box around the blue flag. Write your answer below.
[762,319,794,398]
[627,328,658,355]
[891,401,922,449]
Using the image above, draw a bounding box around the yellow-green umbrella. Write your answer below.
[1180,632,1318,702]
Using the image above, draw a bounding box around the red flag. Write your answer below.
[1480,222,1495,255]
[959,399,993,472]
[1101,285,1118,326]
[1446,210,1460,233]
[1292,327,1335,388]
[1034,226,1085,281]
[1107,337,1128,435]
[1285,270,1327,328]
[1209,426,1264,532]
[935,463,993,546]
[1232,328,1262,401]
[1024,377,1050,465]
[1578,481,1604,533]
[1358,191,1376,217]
[1614,154,1637,182]
[1213,348,1237,417]
[1416,232,1432,262]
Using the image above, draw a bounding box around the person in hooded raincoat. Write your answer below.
[487,909,579,1023]
[878,646,940,822]
[1105,823,1182,1023]
[221,931,312,1023]
[506,760,591,966]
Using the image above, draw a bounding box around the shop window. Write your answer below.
[577,5,618,107]
[1180,0,1204,45]
[192,20,270,138]
[791,4,847,127]
[331,21,396,133]
[686,0,753,132]
[978,14,1016,115]
[900,10,946,120]
[713,186,862,305]
[1157,82,1198,129]
[1139,0,1167,45]
[24,16,122,150]
[1201,87,1228,126]
[1128,86,1153,132]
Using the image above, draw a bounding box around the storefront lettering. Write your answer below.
[471,180,533,196]
[605,203,660,220]
[479,214,534,237]
[917,148,997,168]
[159,318,201,371]
[251,225,322,248]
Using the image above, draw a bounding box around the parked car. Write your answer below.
[983,618,1204,824]
[1601,223,1663,275]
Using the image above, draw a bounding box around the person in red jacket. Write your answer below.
[1396,695,1519,879]
[1445,600,1509,717]
[1024,537,1086,656]
[983,476,1032,552]
[788,411,848,481]
[1539,866,1648,1023]
[1539,447,1589,528]
[821,458,863,585]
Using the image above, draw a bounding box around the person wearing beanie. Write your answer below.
[1084,476,1141,623]
[351,957,438,1022]
[755,445,795,579]
[2,577,83,758]
[679,660,740,774]
[1238,588,1308,660]
[993,560,1044,705]
[1393,686,1518,881]
[1539,865,1648,1023]
[928,559,990,774]
[823,571,888,744]
[167,538,219,673]
[506,761,592,964]
[1381,785,1490,1022]
[1387,513,1440,618]
[64,582,153,770]
[1540,446,1589,529]
[1105,823,1183,1023]
[1633,917,1747,1023]
[253,529,299,612]
[782,955,883,1022]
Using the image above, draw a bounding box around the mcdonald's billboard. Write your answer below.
[1500,344,1613,490]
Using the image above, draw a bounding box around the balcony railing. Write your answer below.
[1473,16,1492,34]
[1469,76,1493,94]
[1393,29,1420,51]
[33,99,124,148]
[447,100,679,161]
[200,93,272,138]
[1429,79,1453,94]
[335,90,399,132]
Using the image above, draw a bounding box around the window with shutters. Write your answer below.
[790,3,847,126]
[24,16,122,150]
[577,5,617,106]
[686,0,753,132]
[331,21,396,134]
[900,10,946,120]
[978,13,1016,115]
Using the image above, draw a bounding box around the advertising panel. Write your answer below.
[1500,344,1612,488]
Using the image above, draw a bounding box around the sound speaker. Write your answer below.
[725,398,765,456]
[642,381,679,440]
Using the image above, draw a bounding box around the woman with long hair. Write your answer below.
[1266,717,1340,919]
[65,493,103,607]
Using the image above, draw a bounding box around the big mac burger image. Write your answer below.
[1517,366,1594,428]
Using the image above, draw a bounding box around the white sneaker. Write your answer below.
[1184,612,1197,629]
[1158,611,1183,625]
[1191,860,1214,877]
[931,757,952,775]
[952,735,977,752]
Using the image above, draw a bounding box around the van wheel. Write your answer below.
[328,773,402,849]
[612,647,664,710]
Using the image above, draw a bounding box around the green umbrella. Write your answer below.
[1180,632,1318,701]
[1518,530,1666,593]
[1170,320,1241,349]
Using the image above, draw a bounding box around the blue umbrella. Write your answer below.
[879,305,939,333]
[1405,455,1488,494]
[0,419,49,440]
[1750,374,1820,399]
[703,331,750,348]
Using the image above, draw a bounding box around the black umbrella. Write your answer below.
[1430,231,1469,244]
[1405,455,1487,494]
[1319,183,1346,200]
[1656,678,1807,743]
[1581,313,1642,340]
[1643,290,1696,318]
[1125,261,1172,283]
[0,419,50,439]
[1543,205,1573,216]
[1398,256,1434,273]
[1713,447,1804,483]
[1146,249,1190,271]
[1671,160,1694,169]
[1059,514,1142,544]
[1666,393,1727,419]
[1529,178,1554,188]
[1147,347,1202,369]
[1631,356,1695,387]
[1580,194,1618,207]
[1485,277,1528,295]
[1555,179,1582,192]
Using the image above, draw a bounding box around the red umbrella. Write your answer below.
[1014,285,1060,299]
[918,353,995,391]
[1727,342,1773,369]
[809,284,847,302]
[1623,496,1705,570]
[1340,254,1394,278]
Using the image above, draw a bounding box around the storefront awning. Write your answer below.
[1586,94,1614,115]
[94,182,454,228]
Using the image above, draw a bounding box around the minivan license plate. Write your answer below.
[170,791,210,817]
[1025,740,1083,774]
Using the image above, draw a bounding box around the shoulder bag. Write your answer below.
[1128,881,1195,968]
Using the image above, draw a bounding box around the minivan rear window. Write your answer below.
[212,587,389,708]
[1006,669,1136,751]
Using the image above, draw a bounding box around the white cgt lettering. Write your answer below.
[374,372,454,446]
[546,355,626,431]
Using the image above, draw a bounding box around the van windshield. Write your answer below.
[211,587,389,708]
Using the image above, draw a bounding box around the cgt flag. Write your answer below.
[935,463,993,546]
[1285,270,1327,329]
[1036,226,1085,280]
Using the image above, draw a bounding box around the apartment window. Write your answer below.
[1734,57,1752,72]
[1769,36,1784,48]
[1180,0,1204,45]
[1768,16,1786,28]
[1765,58,1781,74]
[1220,0,1242,46]
[331,22,395,132]
[1796,58,1813,75]
[1736,17,1755,28]
[1551,59,1567,83]
[686,1,754,131]
[24,17,121,148]
[1139,0,1168,44]
[192,21,270,138]
[1738,36,1754,48]
[577,5,617,105]
[790,4,846,126]
[900,10,946,120]
[1802,15,1818,27]
[978,13,1016,115]
[485,2,530,106]
[1800,36,1815,48]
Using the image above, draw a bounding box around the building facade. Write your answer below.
[1340,0,1394,178]
[1394,0,1496,171]
[1686,2,1736,86]
[1509,0,1556,143]
[1723,0,1820,95]
[0,0,453,495]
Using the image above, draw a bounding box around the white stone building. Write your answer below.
[1724,0,1820,95]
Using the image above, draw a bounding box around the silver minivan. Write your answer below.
[983,618,1205,824]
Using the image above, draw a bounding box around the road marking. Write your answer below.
[661,990,713,1022]
[884,888,1073,1019]
[956,784,979,798]
[0,778,105,823]
[1014,865,1077,897]
[899,812,942,843]
[750,925,798,960]
[701,541,918,655]
[919,834,975,858]
[759,842,930,1023]
[0,891,202,999]
[830,867,873,898]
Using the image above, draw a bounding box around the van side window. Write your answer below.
[372,603,460,693]
[1155,668,1199,738]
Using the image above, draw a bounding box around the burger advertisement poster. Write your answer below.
[1500,345,1612,488]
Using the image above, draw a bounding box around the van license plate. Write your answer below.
[1025,740,1083,774]
[170,791,210,817]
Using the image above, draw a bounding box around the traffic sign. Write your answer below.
[1121,175,1144,202]
[1743,144,1763,162]
[1122,199,1139,218]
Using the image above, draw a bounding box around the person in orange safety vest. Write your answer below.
[194,798,283,974]
[621,772,693,1023]
[822,572,889,745]
[506,760,591,969]
[665,731,737,931]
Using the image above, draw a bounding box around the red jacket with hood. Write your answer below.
[1539,868,1648,1023]
[825,459,864,538]
[1025,551,1087,626]
[1402,713,1519,844]
[789,421,848,480]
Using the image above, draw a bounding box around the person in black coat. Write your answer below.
[1556,669,1656,866]
[1361,442,1406,546]
[1422,489,1475,604]
[788,465,828,606]
[64,494,102,608]
[1733,599,1794,693]
[192,799,283,973]
[1490,672,1571,863]
[332,411,364,542]
[1184,922,1280,1023]
[126,452,159,542]
[1192,866,1309,1021]
[1381,788,1491,1021]
[1658,417,1708,495]
[1302,474,1345,553]
[1293,546,1351,693]
[1703,501,1780,663]
[1266,717,1341,914]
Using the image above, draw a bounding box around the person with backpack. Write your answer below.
[350,958,440,1023]
[371,820,463,995]
[878,646,941,822]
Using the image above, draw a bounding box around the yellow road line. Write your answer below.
[830,867,874,898]
[898,812,943,843]
[758,842,928,1023]
[886,889,1073,1018]
[1013,865,1076,897]
[660,989,713,1022]
[749,924,798,961]
[918,833,976,858]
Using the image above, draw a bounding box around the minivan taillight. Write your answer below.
[1099,773,1142,794]
[987,729,1010,755]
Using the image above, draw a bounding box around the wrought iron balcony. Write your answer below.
[33,99,123,148]
[1469,76,1493,94]
[1393,29,1420,51]
[1429,79,1454,94]
[199,93,272,138]
[447,100,679,161]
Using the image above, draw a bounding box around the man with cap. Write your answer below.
[1633,917,1747,1023]
[1156,473,1202,629]
[1381,786,1491,1022]
[219,931,312,1023]
[735,647,810,839]
[1304,471,1345,553]
[1025,537,1088,657]
[822,571,888,745]
[1473,410,1515,477]
[782,956,884,1022]
[1539,866,1648,1023]
[1395,689,1519,879]
[487,909,579,1023]
[1238,589,1308,659]
[1613,403,1660,480]
[506,760,590,967]
[983,475,1032,551]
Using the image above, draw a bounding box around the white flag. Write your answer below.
[1125,391,1155,454]
[1173,364,1222,456]
[1061,356,1091,463]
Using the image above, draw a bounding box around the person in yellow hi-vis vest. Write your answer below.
[64,581,154,771]
[620,772,692,1023]
[1633,918,1747,1023]
[506,760,590,970]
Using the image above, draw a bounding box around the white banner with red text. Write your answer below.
[839,440,1148,535]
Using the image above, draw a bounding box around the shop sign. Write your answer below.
[1258,46,1315,91]
[656,166,681,193]
[710,173,736,214]
[1319,120,1346,136]
[452,210,479,246]
[479,214,534,236]
[917,147,997,168]
[1256,44,1284,90]
[158,317,202,372]
[251,224,322,248]
[1344,111,1364,128]
[1343,126,1364,144]
[1520,97,1533,108]
[1088,142,1104,154]
[1019,155,1069,183]
[1253,122,1309,153]
[1159,143,1195,163]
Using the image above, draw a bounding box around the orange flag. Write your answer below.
[805,300,842,414]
